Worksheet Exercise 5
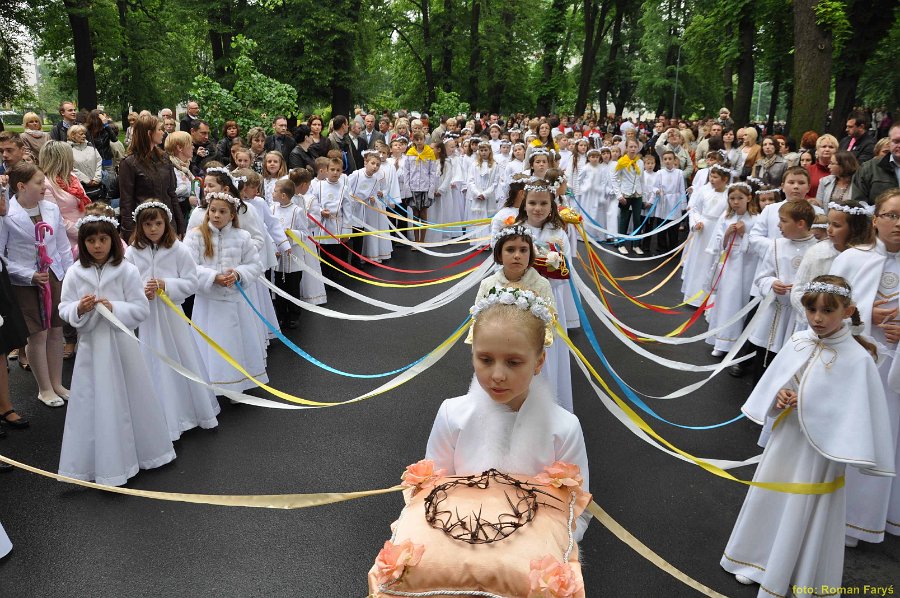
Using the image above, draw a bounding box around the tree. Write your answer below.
[62,0,99,109]
[574,0,614,117]
[535,0,570,115]
[790,0,834,135]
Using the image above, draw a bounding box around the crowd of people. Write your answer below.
[0,97,898,595]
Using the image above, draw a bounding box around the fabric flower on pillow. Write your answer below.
[528,555,583,597]
[545,251,561,269]
[374,540,425,586]
[400,459,446,494]
[535,461,584,490]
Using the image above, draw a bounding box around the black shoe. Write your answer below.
[0,427,6,439]
[285,321,298,330]
[728,364,746,378]
[0,410,29,429]
[0,461,12,473]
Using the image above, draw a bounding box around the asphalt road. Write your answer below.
[0,238,896,597]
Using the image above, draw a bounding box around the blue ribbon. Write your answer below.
[381,193,472,234]
[236,281,469,378]
[567,276,744,429]
[571,193,685,246]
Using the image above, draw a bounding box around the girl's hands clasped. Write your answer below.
[214,269,240,287]
[775,388,797,409]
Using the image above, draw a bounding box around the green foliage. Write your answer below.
[813,0,851,53]
[855,9,900,109]
[189,37,297,134]
[430,90,471,119]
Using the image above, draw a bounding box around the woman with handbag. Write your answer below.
[67,125,103,201]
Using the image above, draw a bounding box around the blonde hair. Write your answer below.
[164,130,192,155]
[38,141,75,185]
[472,303,546,354]
[815,134,839,150]
[67,124,87,141]
[22,112,42,128]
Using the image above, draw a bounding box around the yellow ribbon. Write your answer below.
[405,144,436,162]
[288,230,482,288]
[157,289,470,406]
[614,154,642,173]
[772,406,794,430]
[557,323,844,494]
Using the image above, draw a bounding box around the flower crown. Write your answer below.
[361,149,380,158]
[717,149,728,159]
[599,146,612,152]
[525,181,552,192]
[476,140,491,148]
[586,148,601,156]
[132,201,173,223]
[75,215,118,229]
[471,287,554,325]
[530,148,550,157]
[828,201,874,216]
[205,192,241,209]
[726,182,752,194]
[548,173,567,192]
[206,166,245,189]
[746,176,764,187]
[394,136,409,144]
[811,223,828,229]
[755,187,778,196]
[492,225,534,246]
[801,281,852,298]
[709,163,731,176]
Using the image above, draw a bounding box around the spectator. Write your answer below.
[717,107,734,129]
[247,127,267,174]
[751,135,787,186]
[164,130,199,220]
[67,125,103,201]
[38,141,90,253]
[216,120,241,159]
[738,127,761,178]
[325,115,357,173]
[50,101,78,142]
[0,132,26,198]
[873,137,890,160]
[180,101,200,132]
[288,124,317,171]
[118,114,186,239]
[348,119,366,169]
[20,113,50,158]
[85,108,119,196]
[838,110,876,164]
[852,123,900,205]
[815,149,858,206]
[775,135,800,167]
[124,112,138,147]
[188,119,218,176]
[807,134,838,198]
[363,113,385,147]
[695,122,723,161]
[264,115,296,157]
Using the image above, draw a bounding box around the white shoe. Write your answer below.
[735,574,753,585]
[845,536,859,547]
[37,391,65,408]
[711,349,726,358]
[633,246,644,255]
[618,246,629,255]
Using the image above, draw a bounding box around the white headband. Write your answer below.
[491,225,534,246]
[828,201,874,216]
[811,223,828,229]
[132,201,173,223]
[726,182,752,194]
[470,287,554,325]
[75,215,118,229]
[205,192,241,209]
[800,282,852,298]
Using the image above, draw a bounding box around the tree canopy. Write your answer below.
[12,0,900,134]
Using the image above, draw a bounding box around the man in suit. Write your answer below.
[264,115,297,158]
[348,120,367,171]
[50,101,78,141]
[852,123,900,205]
[839,110,876,164]
[326,115,357,174]
[180,101,200,132]
[188,120,219,176]
[362,113,385,148]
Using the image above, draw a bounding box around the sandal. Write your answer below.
[63,343,76,360]
[18,358,30,371]
[37,392,64,408]
[0,409,29,429]
[7,349,17,361]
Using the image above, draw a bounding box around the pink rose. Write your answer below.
[528,555,583,597]
[373,540,425,586]
[534,461,583,489]
[400,459,446,493]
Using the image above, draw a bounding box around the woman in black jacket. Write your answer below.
[289,124,317,171]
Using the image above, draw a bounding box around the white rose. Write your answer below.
[498,291,516,304]
[546,251,561,268]
[515,296,530,309]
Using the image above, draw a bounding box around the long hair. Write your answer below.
[131,201,178,250]
[77,220,124,267]
[128,114,165,165]
[37,141,74,187]
[516,186,566,230]
[199,197,240,259]
[800,275,877,358]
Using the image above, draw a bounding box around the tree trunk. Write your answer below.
[732,6,754,126]
[467,0,481,106]
[535,0,568,116]
[827,0,895,137]
[721,62,734,111]
[594,1,624,118]
[421,0,436,107]
[116,0,130,123]
[63,0,98,110]
[766,73,781,134]
[574,0,613,117]
[439,0,454,90]
[487,7,516,113]
[791,0,832,135]
[330,0,362,116]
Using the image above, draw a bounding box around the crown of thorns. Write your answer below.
[424,469,561,544]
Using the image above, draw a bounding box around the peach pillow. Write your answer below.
[368,474,590,597]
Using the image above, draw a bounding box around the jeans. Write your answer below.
[618,196,643,249]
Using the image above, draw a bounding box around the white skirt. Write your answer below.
[59,324,176,486]
[546,279,574,413]
[139,298,220,441]
[0,521,11,559]
[363,203,393,260]
[191,295,269,393]
[720,409,845,596]
[681,226,716,307]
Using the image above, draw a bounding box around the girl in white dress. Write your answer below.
[465,141,501,245]
[566,138,589,210]
[721,275,894,595]
[490,174,529,240]
[286,167,327,305]
[680,166,729,306]
[830,189,900,547]
[426,287,590,541]
[183,192,266,393]
[348,151,392,261]
[517,181,574,412]
[126,200,219,440]
[58,214,175,486]
[705,181,760,356]
[262,151,287,204]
